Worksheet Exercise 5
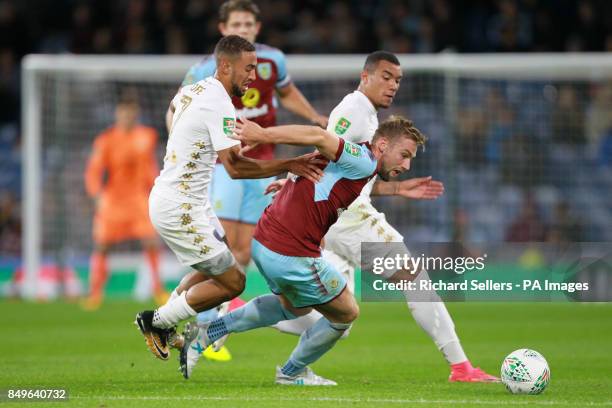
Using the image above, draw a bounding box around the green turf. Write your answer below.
[1,301,611,407]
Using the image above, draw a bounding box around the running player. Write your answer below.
[173,0,328,360]
[172,0,327,270]
[270,51,498,382]
[83,92,166,310]
[178,114,426,384]
[134,35,323,362]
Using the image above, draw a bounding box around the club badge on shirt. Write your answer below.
[257,62,272,80]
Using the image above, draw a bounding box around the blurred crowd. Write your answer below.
[1,0,612,256]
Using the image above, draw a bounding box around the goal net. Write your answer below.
[20,53,612,298]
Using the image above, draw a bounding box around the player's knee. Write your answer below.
[234,248,251,267]
[224,270,245,298]
[346,303,360,323]
[336,302,359,324]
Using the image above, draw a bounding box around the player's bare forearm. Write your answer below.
[218,147,323,182]
[371,180,398,196]
[278,83,328,127]
[234,118,339,160]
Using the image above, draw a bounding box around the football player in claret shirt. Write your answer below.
[83,93,166,310]
[177,115,426,384]
[268,51,499,383]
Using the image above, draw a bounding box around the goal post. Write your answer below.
[21,53,612,299]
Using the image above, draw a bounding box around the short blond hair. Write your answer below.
[373,115,427,146]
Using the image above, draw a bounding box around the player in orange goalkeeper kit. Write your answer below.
[83,95,167,310]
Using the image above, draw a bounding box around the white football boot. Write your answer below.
[179,322,210,379]
[275,366,337,386]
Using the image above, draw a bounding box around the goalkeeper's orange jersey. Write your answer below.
[84,125,159,243]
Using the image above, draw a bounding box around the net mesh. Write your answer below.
[34,62,612,266]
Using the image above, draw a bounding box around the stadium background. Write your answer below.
[1,0,611,297]
[1,1,611,407]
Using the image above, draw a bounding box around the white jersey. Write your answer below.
[153,77,240,204]
[323,90,404,268]
[327,90,378,198]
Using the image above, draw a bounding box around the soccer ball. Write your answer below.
[501,348,550,394]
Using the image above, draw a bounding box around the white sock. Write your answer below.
[273,310,322,335]
[404,270,468,365]
[153,292,197,329]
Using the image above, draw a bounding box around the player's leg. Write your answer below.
[83,211,114,310]
[137,250,244,362]
[275,287,358,386]
[178,238,311,378]
[232,176,275,266]
[273,255,353,386]
[196,175,275,359]
[210,163,243,262]
[83,242,110,310]
[272,248,353,336]
[136,193,243,361]
[333,201,497,381]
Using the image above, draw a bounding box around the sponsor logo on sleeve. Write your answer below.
[222,117,235,136]
[344,141,361,157]
[334,117,351,135]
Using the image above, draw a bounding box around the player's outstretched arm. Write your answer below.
[233,117,340,160]
[371,177,445,200]
[217,145,324,183]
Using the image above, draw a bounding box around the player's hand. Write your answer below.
[311,114,328,129]
[264,179,288,195]
[395,176,444,200]
[288,152,325,183]
[232,116,267,148]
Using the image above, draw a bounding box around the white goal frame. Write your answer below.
[21,53,612,299]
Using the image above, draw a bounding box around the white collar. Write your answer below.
[209,76,232,101]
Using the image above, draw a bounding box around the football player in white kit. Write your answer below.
[134,35,323,362]
[270,51,499,382]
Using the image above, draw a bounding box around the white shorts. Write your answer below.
[324,196,403,268]
[149,191,229,267]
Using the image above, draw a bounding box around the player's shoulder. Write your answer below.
[96,126,116,140]
[181,78,234,116]
[337,91,372,113]
[183,55,216,85]
[136,125,158,137]
[254,43,286,65]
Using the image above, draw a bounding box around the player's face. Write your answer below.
[363,61,402,109]
[230,51,257,97]
[378,137,417,181]
[219,11,261,44]
[115,103,139,129]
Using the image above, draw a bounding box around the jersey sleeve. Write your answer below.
[181,57,216,87]
[272,50,291,89]
[333,139,377,180]
[200,100,240,152]
[327,107,367,144]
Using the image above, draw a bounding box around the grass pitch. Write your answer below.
[1,301,611,407]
